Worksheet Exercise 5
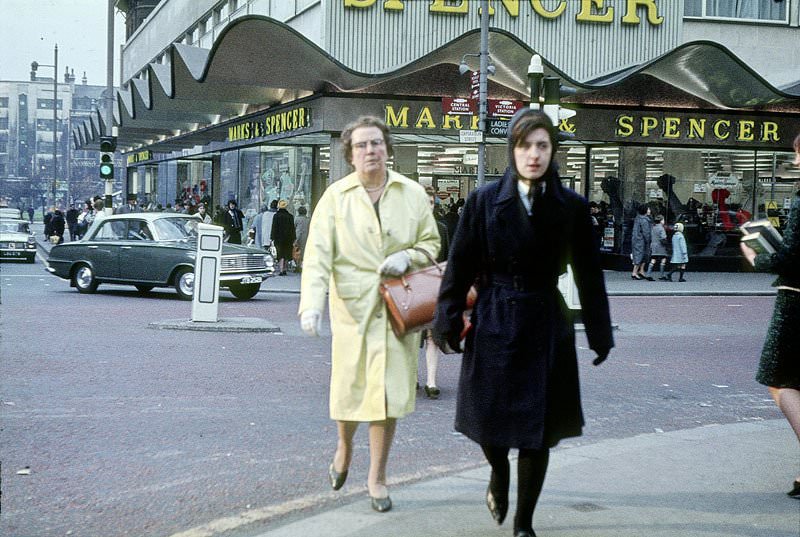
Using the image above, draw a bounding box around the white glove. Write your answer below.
[378,250,411,277]
[300,309,322,337]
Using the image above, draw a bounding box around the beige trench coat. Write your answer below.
[299,170,441,421]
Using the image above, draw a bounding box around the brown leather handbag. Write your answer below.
[379,248,475,338]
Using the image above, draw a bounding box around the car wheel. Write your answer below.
[228,282,261,300]
[73,264,99,294]
[173,268,194,300]
[135,285,154,293]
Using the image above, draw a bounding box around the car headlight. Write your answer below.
[27,236,36,246]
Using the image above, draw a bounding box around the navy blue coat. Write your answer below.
[433,168,613,449]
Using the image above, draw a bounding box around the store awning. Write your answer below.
[73,15,800,153]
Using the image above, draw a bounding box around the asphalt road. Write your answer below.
[0,257,782,537]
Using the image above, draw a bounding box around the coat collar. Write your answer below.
[340,169,402,192]
[494,165,566,207]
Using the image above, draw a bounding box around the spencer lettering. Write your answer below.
[616,115,634,136]
[346,0,664,25]
[615,115,782,144]
[576,0,614,23]
[621,0,663,25]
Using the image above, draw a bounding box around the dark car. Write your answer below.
[44,213,274,299]
[0,218,37,263]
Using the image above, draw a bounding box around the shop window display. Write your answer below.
[584,147,799,258]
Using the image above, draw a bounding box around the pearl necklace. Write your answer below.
[364,177,388,193]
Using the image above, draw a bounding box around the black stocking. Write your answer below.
[481,444,510,507]
[514,448,550,534]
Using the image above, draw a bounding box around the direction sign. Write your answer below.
[459,130,484,143]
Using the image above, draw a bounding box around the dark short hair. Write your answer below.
[341,116,393,165]
[508,109,558,151]
[637,204,649,215]
[654,214,664,223]
[227,199,237,206]
[298,206,307,216]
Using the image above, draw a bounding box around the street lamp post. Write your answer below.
[30,44,59,209]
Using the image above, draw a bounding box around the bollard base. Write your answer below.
[148,317,280,333]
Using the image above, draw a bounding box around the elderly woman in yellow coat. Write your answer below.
[299,116,440,512]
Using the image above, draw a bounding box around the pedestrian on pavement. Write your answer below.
[293,205,310,272]
[666,222,688,281]
[43,207,53,239]
[196,202,212,223]
[27,206,34,223]
[420,187,450,400]
[631,204,653,280]
[270,199,296,275]
[299,115,440,514]
[116,194,138,214]
[222,199,245,244]
[50,208,66,245]
[433,109,613,537]
[646,214,670,280]
[65,204,80,242]
[740,132,800,498]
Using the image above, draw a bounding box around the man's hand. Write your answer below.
[378,251,411,277]
[300,309,322,337]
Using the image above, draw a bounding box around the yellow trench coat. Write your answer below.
[299,170,441,421]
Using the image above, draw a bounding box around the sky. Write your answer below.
[0,0,126,86]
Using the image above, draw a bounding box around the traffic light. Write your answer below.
[99,136,116,180]
[542,76,577,136]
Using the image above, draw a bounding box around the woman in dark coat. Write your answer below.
[433,109,613,537]
[631,204,652,280]
[270,199,296,275]
[741,133,800,497]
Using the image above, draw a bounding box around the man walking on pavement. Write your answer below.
[223,199,245,244]
[65,204,80,242]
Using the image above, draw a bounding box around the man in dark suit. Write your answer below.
[65,204,80,242]
[222,199,245,244]
[116,194,138,214]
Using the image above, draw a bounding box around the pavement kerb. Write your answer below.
[239,419,797,537]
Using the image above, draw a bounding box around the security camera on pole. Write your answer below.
[527,54,577,140]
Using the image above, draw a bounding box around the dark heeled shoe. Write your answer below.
[485,484,508,525]
[514,531,536,537]
[370,495,392,512]
[788,479,800,497]
[424,385,440,399]
[328,463,348,491]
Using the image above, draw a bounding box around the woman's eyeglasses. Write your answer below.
[352,139,385,151]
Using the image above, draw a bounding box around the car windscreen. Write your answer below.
[153,217,199,240]
[0,222,30,233]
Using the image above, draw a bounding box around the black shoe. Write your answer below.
[370,495,392,512]
[788,480,800,497]
[678,278,687,282]
[279,271,287,276]
[328,463,348,491]
[514,531,536,537]
[424,385,440,399]
[486,483,508,525]
[644,276,655,281]
[658,276,668,281]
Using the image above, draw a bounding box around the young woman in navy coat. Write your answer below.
[433,109,614,537]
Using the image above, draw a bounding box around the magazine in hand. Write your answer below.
[740,219,783,256]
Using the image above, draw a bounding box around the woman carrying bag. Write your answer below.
[299,116,440,512]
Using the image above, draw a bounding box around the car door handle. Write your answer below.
[88,245,98,249]
[121,246,132,250]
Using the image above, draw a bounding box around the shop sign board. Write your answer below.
[442,97,476,115]
[227,107,311,142]
[487,118,510,137]
[126,150,153,165]
[582,108,800,150]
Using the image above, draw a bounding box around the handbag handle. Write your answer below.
[399,247,443,289]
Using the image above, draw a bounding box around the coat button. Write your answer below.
[386,230,392,236]
[376,311,383,318]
